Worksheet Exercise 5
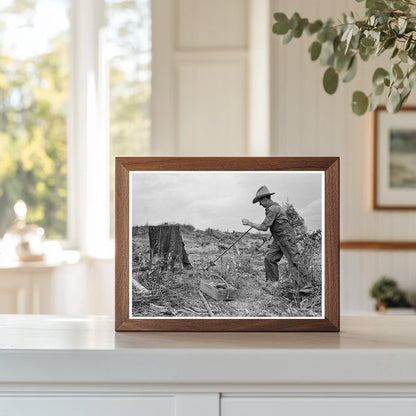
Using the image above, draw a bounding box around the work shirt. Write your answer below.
[261,202,288,236]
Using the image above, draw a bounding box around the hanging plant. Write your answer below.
[272,0,416,115]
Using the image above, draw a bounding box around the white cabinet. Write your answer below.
[1,396,175,416]
[0,316,415,416]
[221,398,416,416]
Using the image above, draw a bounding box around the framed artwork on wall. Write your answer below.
[374,106,416,210]
[115,157,339,332]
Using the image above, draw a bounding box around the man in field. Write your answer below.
[242,186,302,285]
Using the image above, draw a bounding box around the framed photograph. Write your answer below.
[115,157,339,332]
[373,106,416,209]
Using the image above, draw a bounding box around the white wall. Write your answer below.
[270,0,416,313]
[149,0,416,315]
[152,0,257,156]
[61,0,416,317]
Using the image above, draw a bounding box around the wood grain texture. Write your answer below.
[114,157,340,332]
[115,159,130,330]
[325,157,340,331]
[115,156,337,171]
[341,241,416,250]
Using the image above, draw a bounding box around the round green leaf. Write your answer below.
[373,82,384,96]
[393,63,404,79]
[369,92,383,112]
[320,41,335,66]
[307,20,323,35]
[273,13,290,35]
[393,0,409,11]
[309,41,322,61]
[282,29,293,45]
[372,68,389,86]
[359,44,375,62]
[334,52,352,73]
[360,37,375,48]
[342,56,357,83]
[391,47,399,59]
[409,45,416,61]
[405,34,413,51]
[399,50,408,63]
[293,18,308,38]
[367,0,388,11]
[408,70,416,89]
[290,12,301,29]
[387,87,401,113]
[323,67,339,95]
[317,30,328,43]
[352,91,369,115]
[400,88,411,107]
[384,37,396,50]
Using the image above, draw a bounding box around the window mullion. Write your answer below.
[69,0,109,256]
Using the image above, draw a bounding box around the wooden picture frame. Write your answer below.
[115,157,339,332]
[373,106,416,210]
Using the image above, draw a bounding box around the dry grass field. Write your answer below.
[131,220,322,318]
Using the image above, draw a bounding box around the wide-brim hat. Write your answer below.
[252,185,275,203]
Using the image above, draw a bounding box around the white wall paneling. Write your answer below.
[248,0,271,155]
[341,250,416,314]
[152,0,250,156]
[177,0,247,49]
[177,58,247,155]
[270,0,416,313]
[151,0,177,155]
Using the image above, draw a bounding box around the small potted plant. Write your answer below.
[370,276,413,313]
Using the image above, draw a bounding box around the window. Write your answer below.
[0,0,70,239]
[0,0,151,252]
[106,0,151,237]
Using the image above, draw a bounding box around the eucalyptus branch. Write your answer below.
[272,0,416,115]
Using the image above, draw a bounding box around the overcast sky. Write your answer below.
[131,171,323,232]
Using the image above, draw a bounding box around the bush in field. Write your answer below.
[283,201,307,238]
[179,224,195,234]
[132,225,148,236]
[283,202,322,283]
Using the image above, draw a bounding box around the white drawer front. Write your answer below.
[221,397,416,416]
[0,396,175,416]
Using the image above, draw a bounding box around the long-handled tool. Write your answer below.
[204,226,253,270]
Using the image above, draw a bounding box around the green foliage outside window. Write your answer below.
[107,0,151,237]
[0,1,69,238]
[0,0,151,240]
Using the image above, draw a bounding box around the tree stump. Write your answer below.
[148,224,192,270]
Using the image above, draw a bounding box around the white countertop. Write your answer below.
[0,315,415,386]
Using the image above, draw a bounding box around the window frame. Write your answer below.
[1,0,152,257]
[67,0,111,257]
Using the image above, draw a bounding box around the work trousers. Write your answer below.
[264,227,302,283]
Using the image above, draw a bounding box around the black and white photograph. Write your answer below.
[129,171,324,319]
